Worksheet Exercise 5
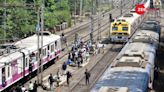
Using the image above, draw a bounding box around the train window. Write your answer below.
[48,45,50,50]
[45,48,47,56]
[2,67,6,87]
[55,41,57,46]
[51,44,54,53]
[42,49,45,56]
[30,53,36,62]
[25,58,28,67]
[42,49,44,56]
[112,27,118,31]
[122,27,128,31]
[8,66,10,78]
[42,48,47,56]
[36,53,38,61]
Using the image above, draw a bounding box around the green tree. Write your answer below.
[0,0,72,40]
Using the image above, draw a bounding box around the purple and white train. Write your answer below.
[0,31,61,91]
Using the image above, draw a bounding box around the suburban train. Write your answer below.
[150,0,162,8]
[109,0,150,42]
[91,20,160,92]
[0,31,61,91]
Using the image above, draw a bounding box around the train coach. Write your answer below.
[91,20,160,92]
[109,0,150,43]
[0,31,61,91]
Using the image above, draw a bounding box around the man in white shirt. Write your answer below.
[28,81,34,92]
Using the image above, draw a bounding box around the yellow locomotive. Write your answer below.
[110,19,130,42]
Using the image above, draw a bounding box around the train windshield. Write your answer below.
[122,27,128,31]
[112,27,118,31]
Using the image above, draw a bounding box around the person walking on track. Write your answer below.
[66,71,72,86]
[62,62,67,75]
[48,73,54,91]
[84,69,90,85]
[28,81,34,92]
[33,80,38,92]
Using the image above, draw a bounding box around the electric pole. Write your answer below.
[37,0,45,86]
[97,0,101,41]
[120,0,123,16]
[80,0,83,21]
[74,0,77,25]
[3,0,6,44]
[90,0,94,44]
[37,7,41,85]
[111,0,114,9]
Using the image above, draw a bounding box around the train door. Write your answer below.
[47,45,51,58]
[25,56,29,74]
[12,60,18,81]
[30,53,36,63]
[50,44,55,54]
[17,58,23,75]
[1,67,6,87]
[55,41,57,49]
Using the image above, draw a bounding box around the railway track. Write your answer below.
[68,44,122,92]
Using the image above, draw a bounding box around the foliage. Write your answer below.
[0,0,112,41]
[44,0,71,28]
[0,0,71,41]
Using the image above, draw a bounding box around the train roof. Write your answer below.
[144,20,160,25]
[118,12,140,25]
[132,30,159,43]
[91,67,148,92]
[120,42,156,55]
[140,23,159,30]
[0,32,61,67]
[113,42,156,68]
[15,32,60,53]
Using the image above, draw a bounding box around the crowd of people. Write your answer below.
[45,36,100,91]
[11,81,38,92]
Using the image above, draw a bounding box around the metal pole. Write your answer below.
[40,0,44,85]
[74,0,77,25]
[90,0,94,44]
[37,0,44,86]
[37,7,40,85]
[97,0,101,41]
[80,0,83,21]
[3,0,6,44]
[120,0,123,16]
[111,0,113,9]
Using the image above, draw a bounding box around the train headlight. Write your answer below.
[124,33,128,36]
[112,33,116,35]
